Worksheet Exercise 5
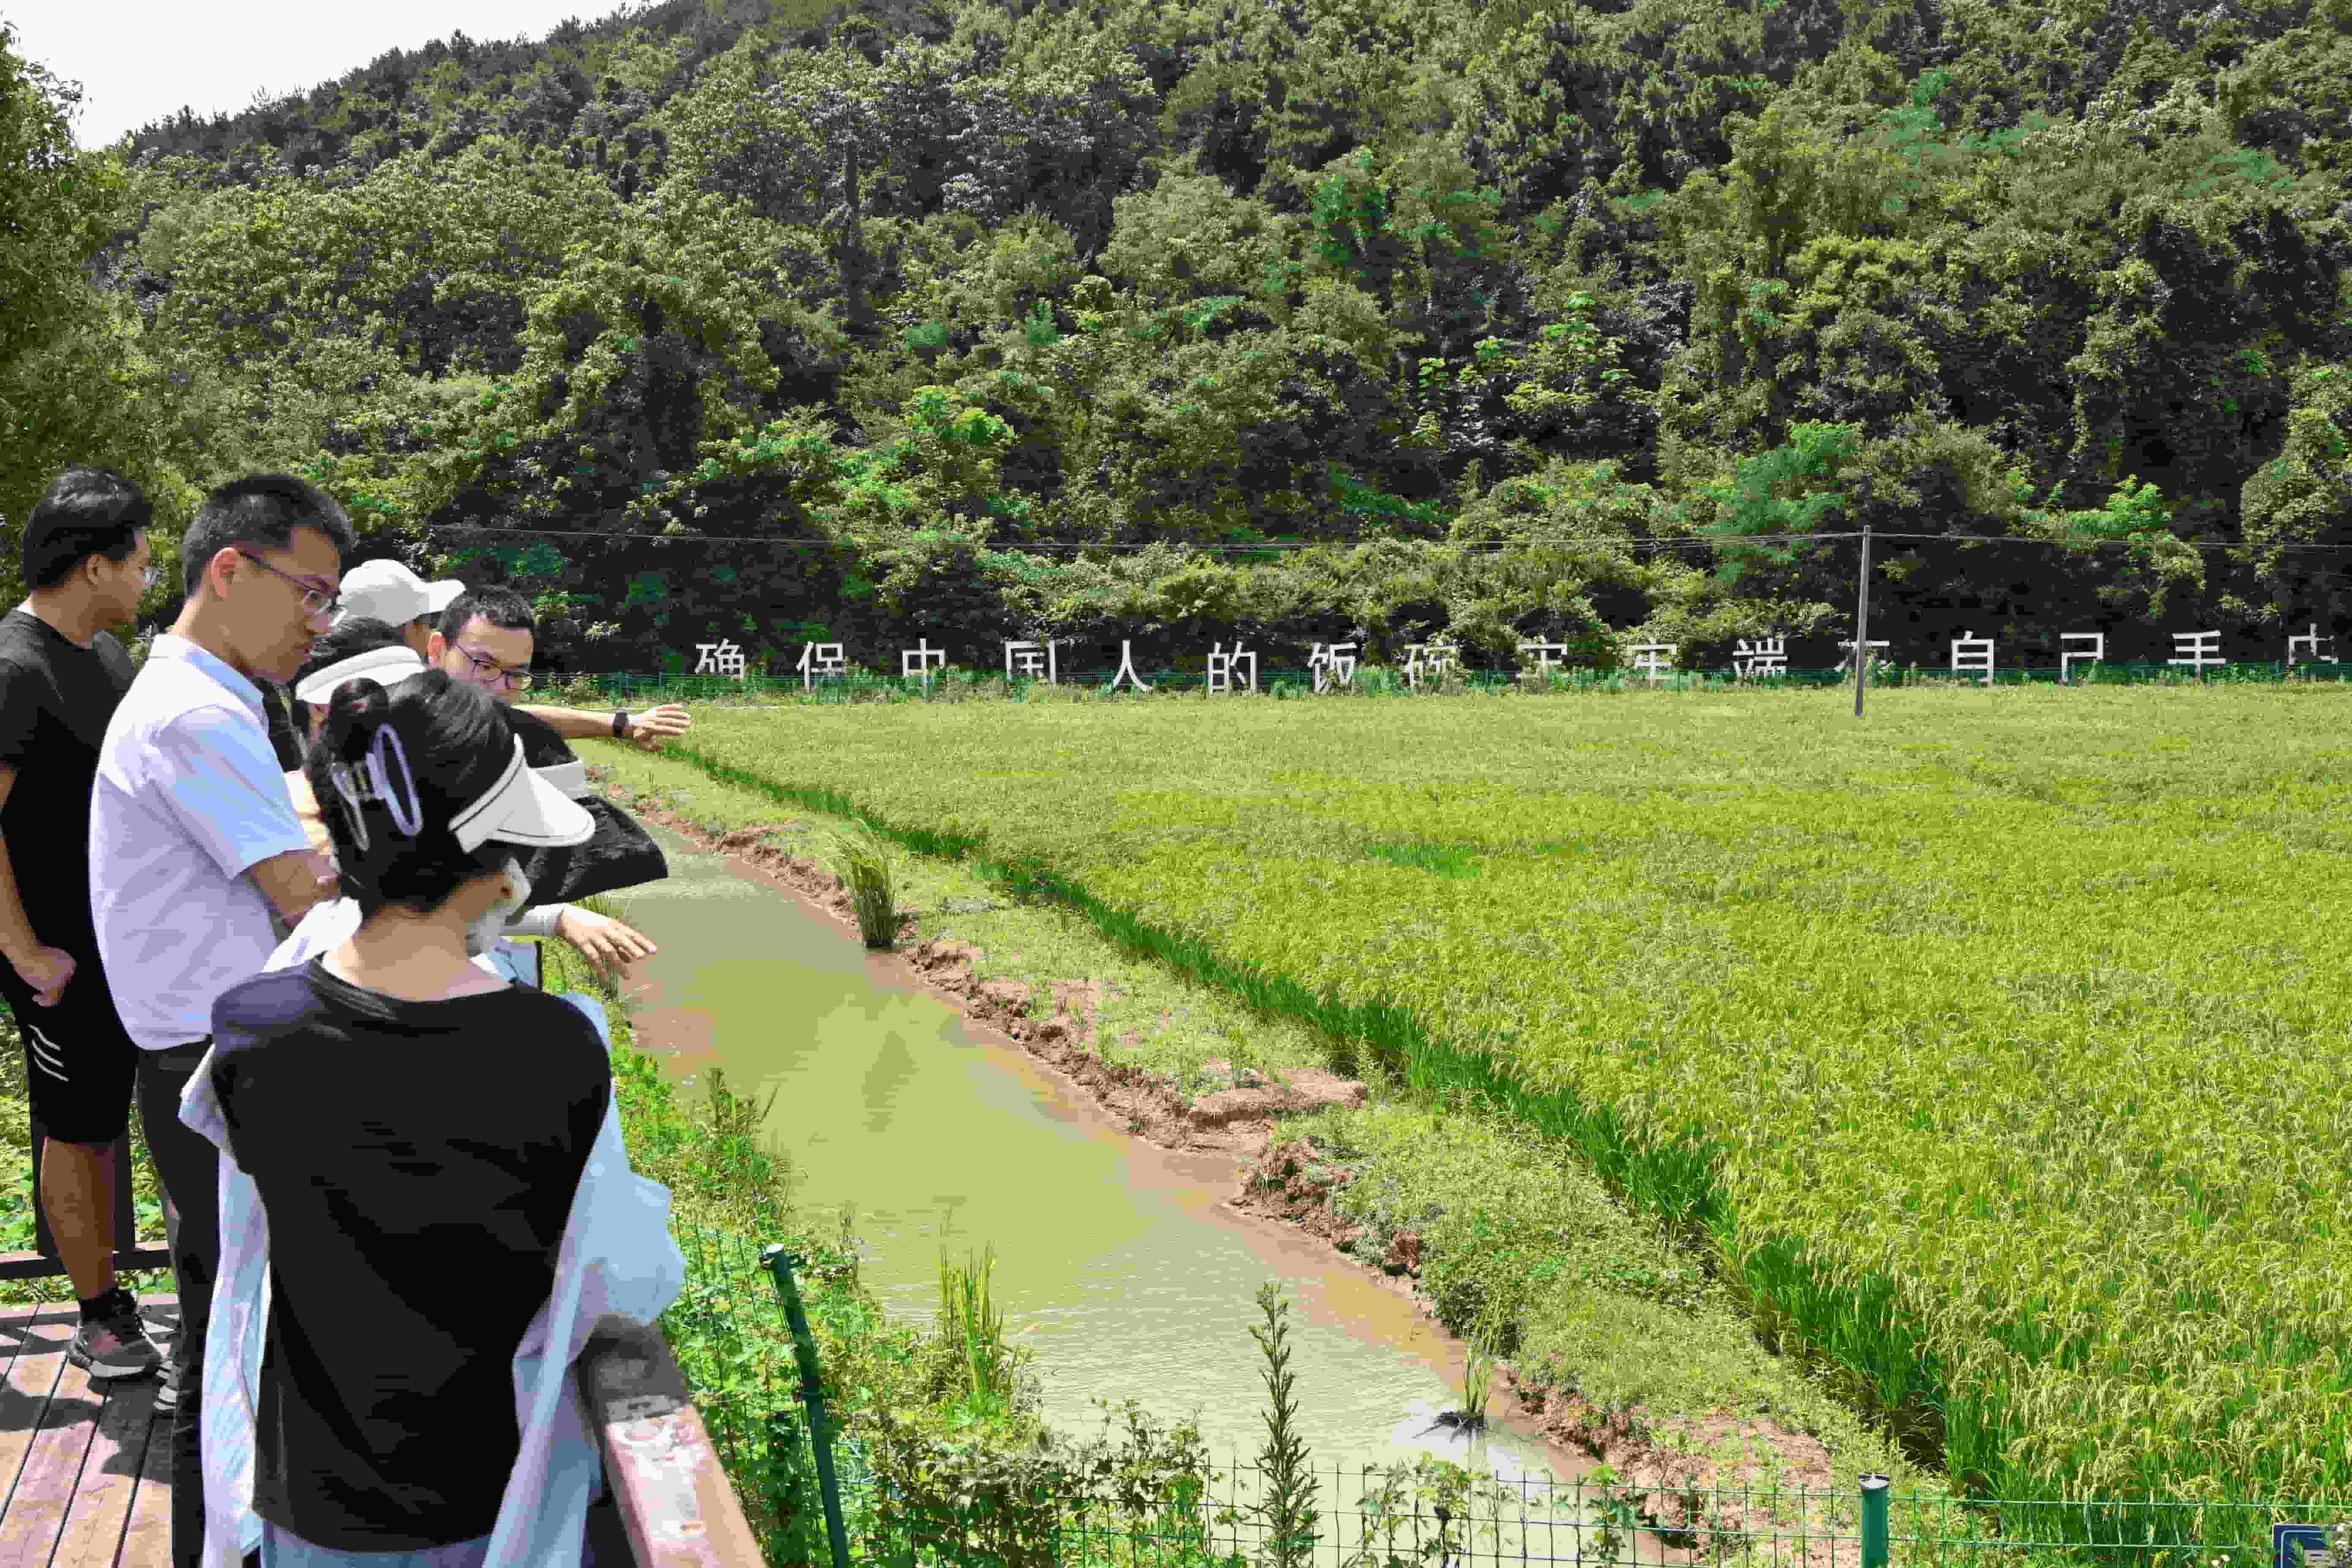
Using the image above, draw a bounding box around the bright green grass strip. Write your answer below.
[657,687,2352,1559]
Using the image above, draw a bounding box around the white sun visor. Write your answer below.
[534,760,594,800]
[448,738,597,852]
[293,646,429,705]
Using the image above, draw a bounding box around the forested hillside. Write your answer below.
[5,0,2350,676]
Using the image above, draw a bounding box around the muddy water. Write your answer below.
[612,819,1601,1544]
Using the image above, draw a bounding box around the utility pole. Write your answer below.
[1852,525,1873,719]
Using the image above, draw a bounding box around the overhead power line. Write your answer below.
[424,525,2352,554]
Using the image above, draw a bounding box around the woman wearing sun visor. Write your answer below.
[279,620,667,985]
[177,668,684,1567]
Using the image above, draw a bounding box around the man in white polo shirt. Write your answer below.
[90,473,355,1568]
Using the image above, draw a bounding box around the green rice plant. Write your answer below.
[937,1241,1018,1418]
[1458,1307,1502,1428]
[655,689,2352,1563]
[815,816,899,947]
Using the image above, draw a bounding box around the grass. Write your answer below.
[614,685,2352,1566]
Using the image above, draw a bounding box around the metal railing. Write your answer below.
[0,1115,173,1282]
[577,1314,766,1567]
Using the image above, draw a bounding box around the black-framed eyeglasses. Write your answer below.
[454,642,534,691]
[234,547,339,618]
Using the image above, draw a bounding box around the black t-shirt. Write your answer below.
[0,607,137,958]
[263,682,305,774]
[209,959,611,1550]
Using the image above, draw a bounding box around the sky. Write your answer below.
[5,0,635,153]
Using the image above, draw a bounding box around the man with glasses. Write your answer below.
[90,473,355,1568]
[0,468,167,1385]
[336,561,692,752]
[427,585,662,974]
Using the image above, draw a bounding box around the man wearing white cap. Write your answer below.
[328,558,466,655]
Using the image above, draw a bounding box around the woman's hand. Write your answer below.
[555,906,659,971]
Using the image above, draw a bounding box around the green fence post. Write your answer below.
[762,1245,852,1568]
[1862,1474,1890,1568]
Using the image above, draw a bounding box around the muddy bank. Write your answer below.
[606,778,1864,1567]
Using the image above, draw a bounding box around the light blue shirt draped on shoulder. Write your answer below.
[182,901,686,1567]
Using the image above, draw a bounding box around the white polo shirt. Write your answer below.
[91,634,314,1051]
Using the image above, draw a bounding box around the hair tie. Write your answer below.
[362,726,426,839]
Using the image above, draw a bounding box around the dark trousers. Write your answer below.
[136,1039,220,1568]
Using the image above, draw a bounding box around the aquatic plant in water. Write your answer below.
[938,1242,1017,1418]
[817,816,899,947]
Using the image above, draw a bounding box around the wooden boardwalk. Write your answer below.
[0,1293,179,1568]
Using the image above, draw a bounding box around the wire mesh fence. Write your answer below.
[658,1223,2352,1568]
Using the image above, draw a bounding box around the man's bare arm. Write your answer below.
[247,847,337,928]
[0,765,72,1003]
[0,765,41,964]
[285,769,332,857]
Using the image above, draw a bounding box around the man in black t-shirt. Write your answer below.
[0,466,167,1378]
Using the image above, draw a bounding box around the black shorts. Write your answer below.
[0,957,140,1146]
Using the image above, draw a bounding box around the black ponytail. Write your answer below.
[302,668,516,919]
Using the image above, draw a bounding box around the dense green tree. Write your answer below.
[14,0,2350,675]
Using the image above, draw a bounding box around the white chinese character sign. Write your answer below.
[694,638,747,678]
[1734,637,1786,679]
[1950,631,1994,687]
[901,637,946,693]
[2168,630,2223,676]
[1208,640,1258,694]
[1004,640,1057,685]
[1627,643,1678,681]
[1835,639,1890,677]
[1310,642,1359,693]
[1404,637,1459,690]
[2287,623,2338,667]
[1106,640,1152,694]
[2060,632,2104,686]
[796,642,846,690]
[1517,640,1568,686]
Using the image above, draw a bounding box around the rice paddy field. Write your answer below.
[662,683,2352,1556]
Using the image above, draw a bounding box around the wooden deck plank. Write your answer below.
[0,1300,73,1531]
[1,1304,109,1568]
[49,1376,160,1568]
[52,1297,175,1568]
[115,1348,175,1568]
[0,1295,176,1568]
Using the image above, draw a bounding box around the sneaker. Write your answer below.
[153,1352,180,1415]
[67,1287,166,1380]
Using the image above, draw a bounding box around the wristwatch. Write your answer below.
[612,710,632,738]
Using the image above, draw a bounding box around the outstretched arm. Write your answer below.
[514,704,692,751]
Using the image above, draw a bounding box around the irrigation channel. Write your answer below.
[608,817,1620,1555]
